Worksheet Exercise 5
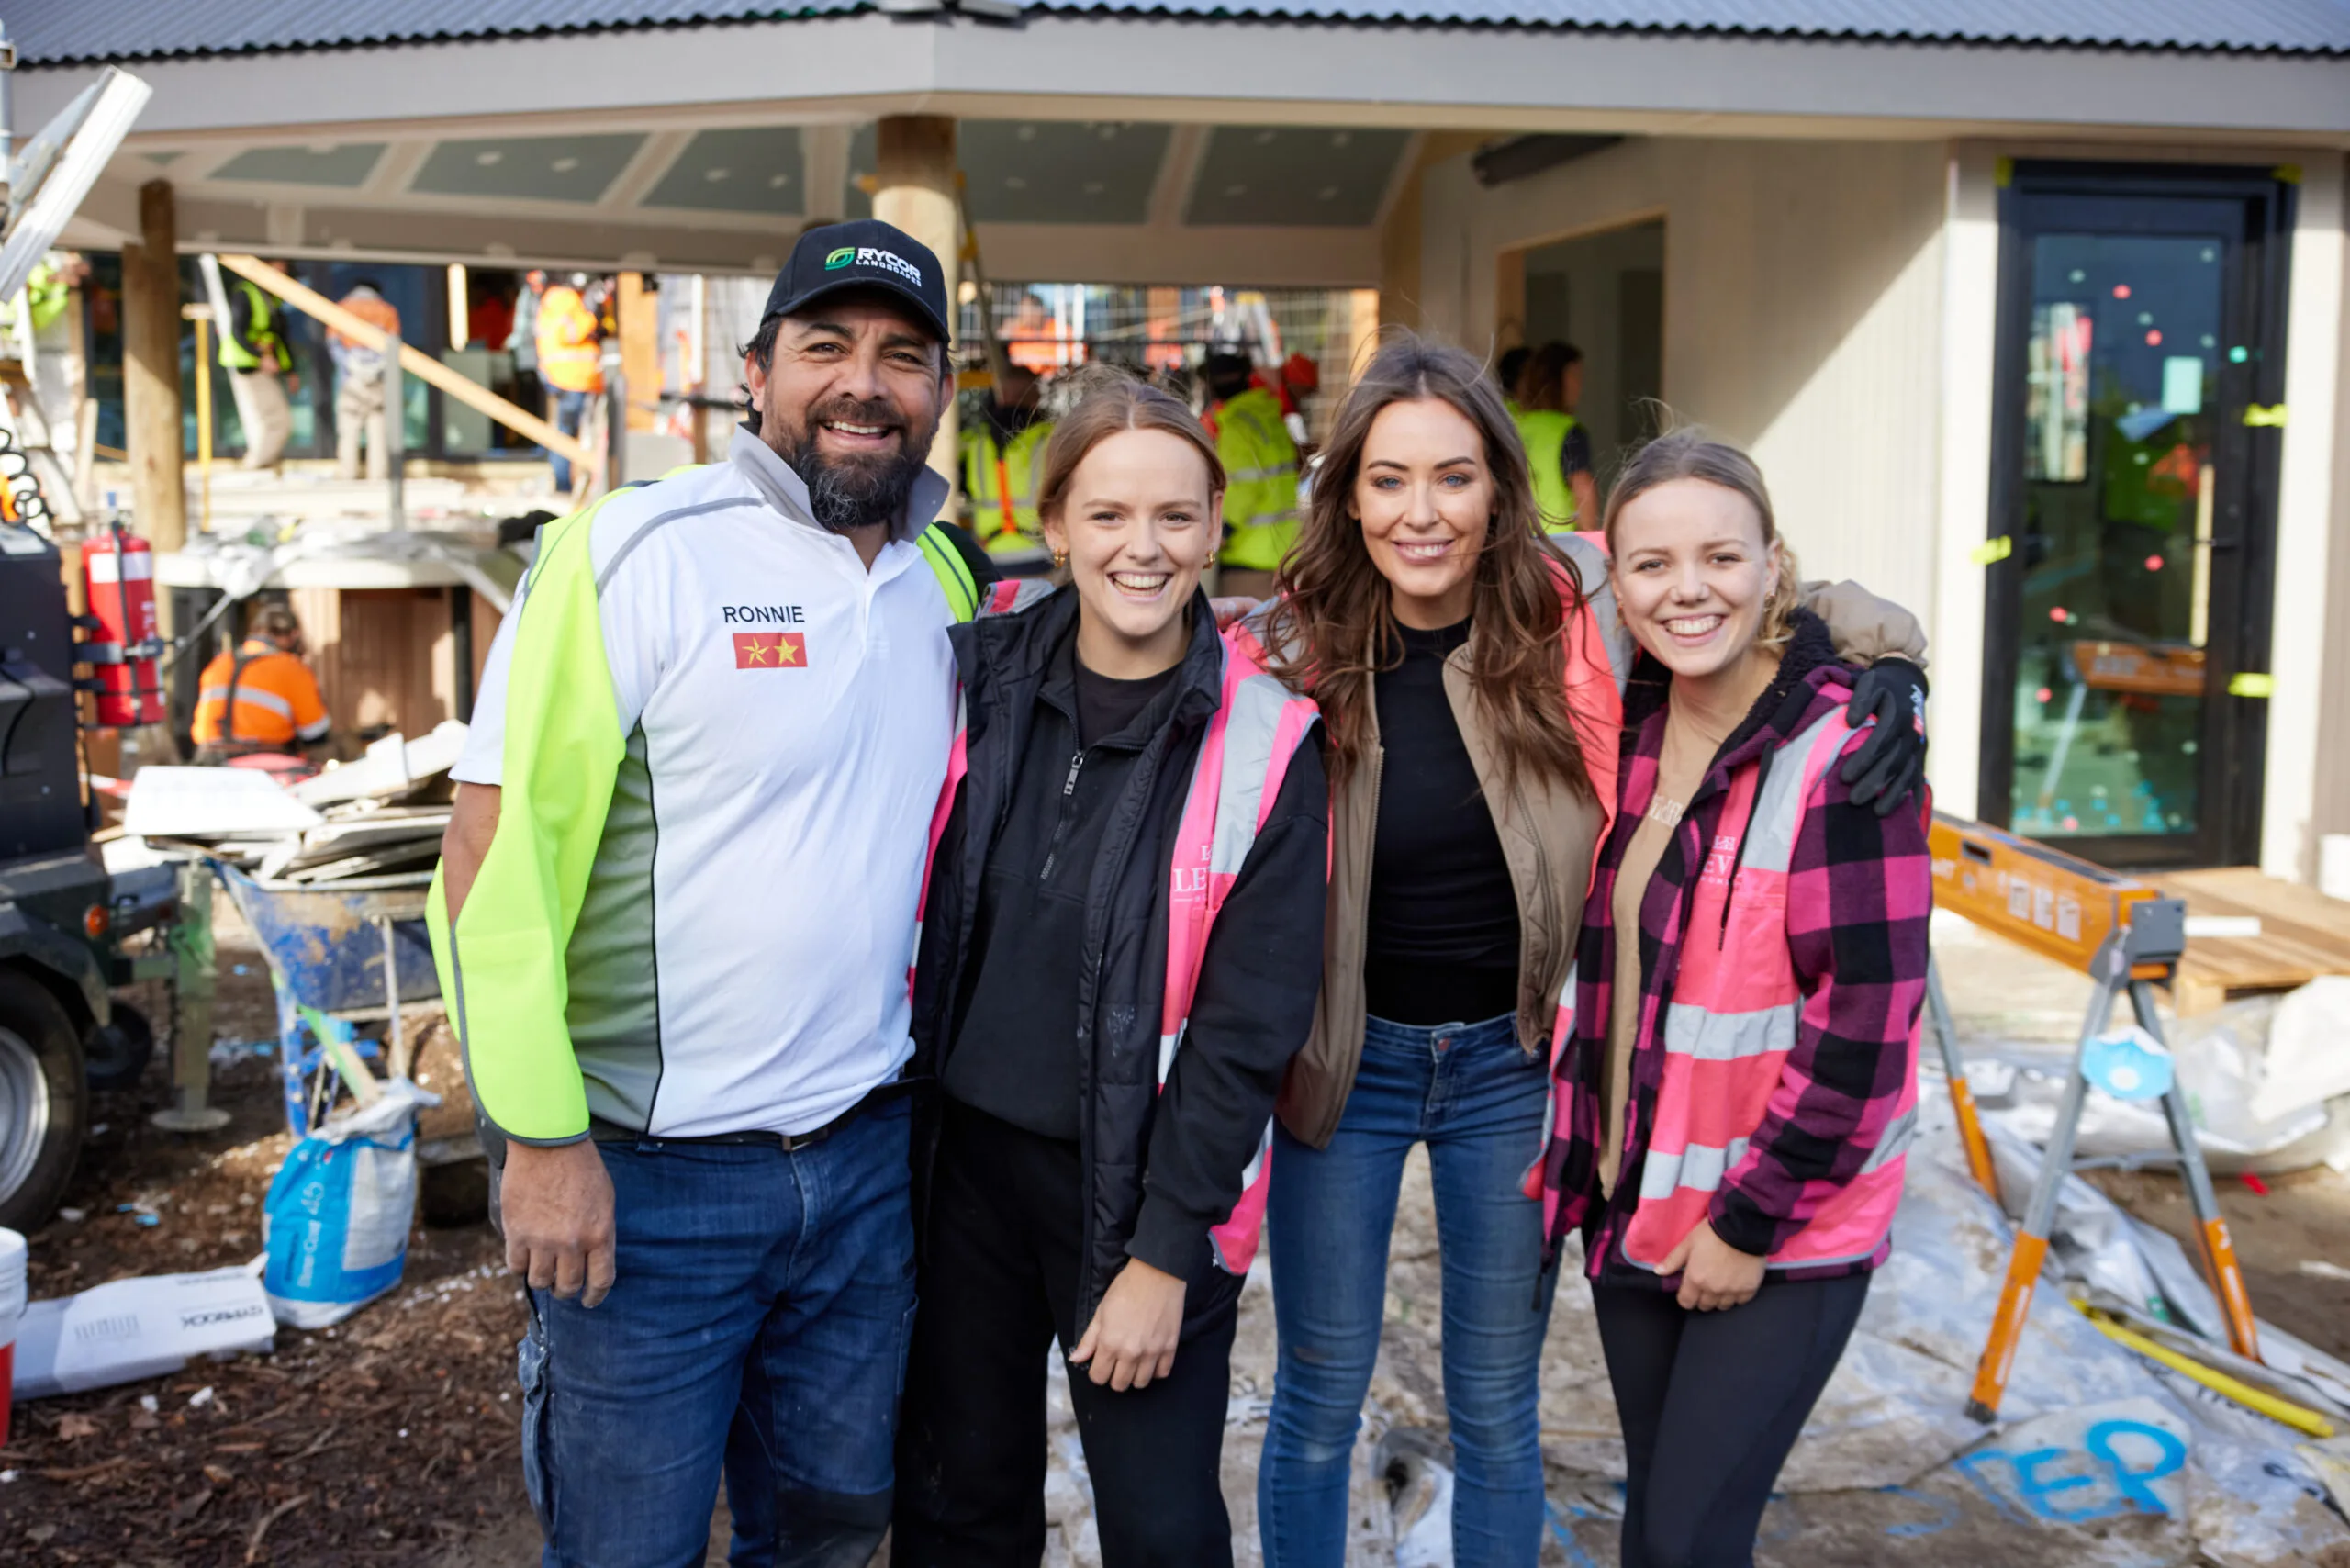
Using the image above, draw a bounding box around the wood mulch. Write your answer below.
[0,913,529,1567]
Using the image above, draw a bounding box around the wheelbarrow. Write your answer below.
[214,866,438,1135]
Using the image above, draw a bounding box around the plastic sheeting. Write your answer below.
[1971,992,2350,1176]
[1537,1082,2350,1564]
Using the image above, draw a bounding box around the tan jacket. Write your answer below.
[1273,571,1926,1151]
[1275,636,1605,1148]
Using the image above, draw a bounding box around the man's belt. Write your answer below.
[587,1073,923,1152]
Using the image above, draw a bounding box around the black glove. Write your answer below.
[1841,658,1929,817]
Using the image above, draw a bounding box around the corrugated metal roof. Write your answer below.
[4,1,863,67]
[10,0,2348,62]
[1043,0,2350,52]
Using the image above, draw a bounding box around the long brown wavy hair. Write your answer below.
[1262,331,1591,798]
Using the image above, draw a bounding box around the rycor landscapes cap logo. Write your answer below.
[824,245,923,286]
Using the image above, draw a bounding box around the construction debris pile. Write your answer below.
[118,722,465,885]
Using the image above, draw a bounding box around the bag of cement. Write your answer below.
[2169,998,2332,1160]
[1980,1017,2335,1171]
[10,1263,275,1398]
[263,1078,439,1329]
[2252,979,2350,1126]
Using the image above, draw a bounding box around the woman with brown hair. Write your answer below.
[1252,335,1928,1568]
[892,370,1328,1567]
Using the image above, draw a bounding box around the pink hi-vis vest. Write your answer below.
[1536,703,1919,1271]
[920,595,1320,1275]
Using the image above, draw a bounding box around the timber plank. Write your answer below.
[2150,866,2350,1014]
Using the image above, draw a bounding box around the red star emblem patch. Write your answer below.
[733,632,807,669]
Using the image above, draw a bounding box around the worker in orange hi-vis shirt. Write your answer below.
[192,603,332,762]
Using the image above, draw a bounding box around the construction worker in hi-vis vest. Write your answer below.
[959,362,1054,572]
[1514,340,1597,533]
[219,271,298,470]
[536,274,605,494]
[1203,351,1300,599]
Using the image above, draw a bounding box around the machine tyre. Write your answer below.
[0,969,88,1232]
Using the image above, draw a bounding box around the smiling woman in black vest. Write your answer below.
[892,370,1329,1568]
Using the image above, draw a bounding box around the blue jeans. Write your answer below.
[1259,1013,1558,1568]
[520,1099,916,1568]
[549,388,590,492]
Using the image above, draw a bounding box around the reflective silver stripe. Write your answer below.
[1158,659,1312,1089]
[1234,1120,1272,1189]
[1208,668,1294,879]
[1555,534,1631,691]
[1661,999,1796,1062]
[198,683,295,720]
[1740,710,1852,876]
[1639,1137,1751,1202]
[297,716,332,741]
[1859,1103,1919,1174]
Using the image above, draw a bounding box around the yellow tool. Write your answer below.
[2076,1303,2331,1438]
[1936,813,2263,1423]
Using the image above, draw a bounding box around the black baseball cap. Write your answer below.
[761,219,952,345]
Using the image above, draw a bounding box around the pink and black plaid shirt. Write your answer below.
[1541,611,1931,1288]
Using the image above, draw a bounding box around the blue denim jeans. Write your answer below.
[1259,1013,1558,1568]
[520,1098,916,1568]
[549,388,590,492]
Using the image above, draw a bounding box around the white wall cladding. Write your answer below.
[1420,134,1949,635]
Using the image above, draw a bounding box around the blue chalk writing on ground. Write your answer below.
[1953,1417,2188,1525]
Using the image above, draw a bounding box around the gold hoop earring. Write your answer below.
[1052,548,1069,571]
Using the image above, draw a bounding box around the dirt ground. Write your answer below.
[2084,1163,2350,1363]
[0,906,526,1568]
[3,901,2345,1567]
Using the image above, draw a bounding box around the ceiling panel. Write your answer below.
[642,127,805,215]
[209,143,387,188]
[1184,126,1409,228]
[959,121,1169,226]
[411,133,647,204]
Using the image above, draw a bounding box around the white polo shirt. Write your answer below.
[454,431,960,1138]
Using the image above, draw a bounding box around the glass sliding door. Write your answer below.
[1979,165,2293,868]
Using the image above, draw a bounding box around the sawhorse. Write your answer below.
[1964,895,2260,1422]
[1925,955,2003,1207]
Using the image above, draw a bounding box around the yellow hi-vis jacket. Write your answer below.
[959,417,1054,561]
[1514,408,1582,532]
[1214,387,1300,571]
[535,286,604,395]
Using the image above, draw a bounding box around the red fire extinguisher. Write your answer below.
[83,523,166,728]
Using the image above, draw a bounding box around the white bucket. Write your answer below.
[0,1226,26,1445]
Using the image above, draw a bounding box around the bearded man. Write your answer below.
[430,221,997,1568]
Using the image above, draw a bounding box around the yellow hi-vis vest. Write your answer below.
[1514,408,1581,532]
[1214,387,1300,571]
[536,286,604,394]
[218,277,292,374]
[959,417,1054,560]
